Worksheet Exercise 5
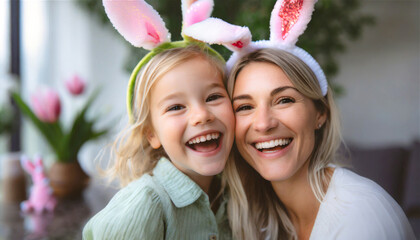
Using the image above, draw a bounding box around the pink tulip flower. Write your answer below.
[65,75,85,95]
[31,89,61,123]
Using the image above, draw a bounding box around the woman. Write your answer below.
[224,48,415,240]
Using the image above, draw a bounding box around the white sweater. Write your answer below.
[310,167,415,240]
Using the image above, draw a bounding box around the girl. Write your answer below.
[83,45,234,240]
[83,0,243,238]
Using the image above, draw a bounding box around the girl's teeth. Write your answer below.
[255,138,291,150]
[188,133,220,145]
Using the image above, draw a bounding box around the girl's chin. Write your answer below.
[198,163,226,176]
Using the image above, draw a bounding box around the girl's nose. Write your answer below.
[253,106,278,133]
[189,104,215,126]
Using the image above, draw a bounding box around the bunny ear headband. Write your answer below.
[102,0,251,121]
[185,0,328,96]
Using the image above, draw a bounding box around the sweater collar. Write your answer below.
[153,157,204,208]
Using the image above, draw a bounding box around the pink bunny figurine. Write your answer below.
[20,156,57,214]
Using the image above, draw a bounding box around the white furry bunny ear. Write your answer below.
[103,0,171,50]
[182,0,214,27]
[183,18,252,52]
[270,0,316,46]
[182,0,251,52]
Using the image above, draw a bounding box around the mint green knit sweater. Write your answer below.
[83,158,232,240]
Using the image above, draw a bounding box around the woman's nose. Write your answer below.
[189,104,215,126]
[252,106,278,133]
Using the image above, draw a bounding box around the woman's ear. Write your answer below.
[146,128,162,149]
[316,111,327,129]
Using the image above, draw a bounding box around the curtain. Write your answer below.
[20,1,50,157]
[0,0,10,103]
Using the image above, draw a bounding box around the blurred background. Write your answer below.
[0,0,419,238]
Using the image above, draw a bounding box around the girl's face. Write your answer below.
[148,56,235,182]
[232,62,325,183]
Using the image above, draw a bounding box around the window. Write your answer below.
[0,0,10,82]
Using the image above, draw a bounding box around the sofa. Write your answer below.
[346,140,420,238]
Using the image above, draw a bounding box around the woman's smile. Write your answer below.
[253,137,293,153]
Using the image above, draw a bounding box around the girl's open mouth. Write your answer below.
[253,138,293,153]
[186,132,222,153]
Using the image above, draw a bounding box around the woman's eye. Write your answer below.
[167,105,184,112]
[206,94,223,102]
[277,97,295,104]
[235,105,253,112]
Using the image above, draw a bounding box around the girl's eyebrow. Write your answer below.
[157,93,181,108]
[232,86,298,103]
[157,82,225,107]
[202,81,227,93]
[207,82,225,89]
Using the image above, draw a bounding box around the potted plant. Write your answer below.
[12,75,111,198]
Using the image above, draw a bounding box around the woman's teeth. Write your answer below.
[255,138,292,150]
[188,133,220,145]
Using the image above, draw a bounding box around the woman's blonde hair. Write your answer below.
[224,48,342,239]
[105,45,225,187]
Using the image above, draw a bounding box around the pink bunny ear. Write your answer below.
[182,0,214,27]
[21,156,35,174]
[270,0,316,46]
[184,18,252,52]
[103,0,170,50]
[34,156,43,167]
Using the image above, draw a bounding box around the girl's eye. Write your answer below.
[206,94,223,102]
[235,105,253,112]
[166,105,184,112]
[277,97,295,105]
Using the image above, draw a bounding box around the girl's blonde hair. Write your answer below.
[106,45,225,187]
[225,48,342,239]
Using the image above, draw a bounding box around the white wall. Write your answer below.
[335,0,420,147]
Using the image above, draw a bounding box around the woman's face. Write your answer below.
[232,62,325,183]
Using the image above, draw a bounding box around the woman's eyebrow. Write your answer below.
[232,86,298,103]
[271,86,297,97]
[232,94,252,103]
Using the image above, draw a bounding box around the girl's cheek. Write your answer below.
[220,103,235,120]
[234,117,247,138]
